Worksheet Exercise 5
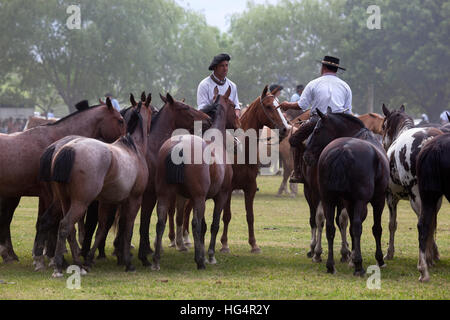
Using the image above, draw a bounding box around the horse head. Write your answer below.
[212,85,241,130]
[159,92,211,133]
[303,110,365,166]
[381,104,414,150]
[96,97,126,143]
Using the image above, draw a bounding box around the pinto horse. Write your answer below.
[0,100,125,263]
[180,85,290,254]
[42,94,152,277]
[416,132,450,282]
[381,104,442,262]
[304,110,389,275]
[152,87,239,270]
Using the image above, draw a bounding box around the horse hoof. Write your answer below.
[251,247,261,254]
[419,274,430,282]
[197,264,206,270]
[207,257,217,265]
[126,265,136,273]
[3,256,19,264]
[326,267,336,274]
[378,263,387,268]
[96,254,106,260]
[140,258,151,267]
[307,251,313,258]
[353,270,365,277]
[177,245,188,252]
[312,255,322,263]
[168,241,176,248]
[384,252,394,260]
[151,264,160,271]
[52,271,64,278]
[220,247,230,253]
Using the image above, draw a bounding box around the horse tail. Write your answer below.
[52,147,76,183]
[39,145,56,182]
[165,146,184,184]
[321,147,355,192]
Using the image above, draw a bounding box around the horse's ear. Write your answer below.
[400,104,405,112]
[166,93,175,105]
[160,93,167,104]
[130,93,137,107]
[382,104,391,117]
[99,98,105,105]
[181,98,185,103]
[141,91,146,102]
[262,85,269,98]
[327,106,332,114]
[145,93,152,107]
[224,85,231,99]
[106,97,113,110]
[317,108,325,119]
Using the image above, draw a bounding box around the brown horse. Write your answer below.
[23,116,58,130]
[358,112,385,135]
[43,94,152,277]
[181,85,291,254]
[152,87,239,270]
[0,100,125,263]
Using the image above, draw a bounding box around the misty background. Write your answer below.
[0,0,448,124]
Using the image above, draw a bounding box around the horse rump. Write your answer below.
[165,146,184,184]
[319,146,354,193]
[39,145,56,182]
[52,147,76,183]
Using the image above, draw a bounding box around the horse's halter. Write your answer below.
[259,94,286,130]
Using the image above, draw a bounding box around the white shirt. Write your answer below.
[297,73,352,115]
[440,111,449,123]
[197,75,240,110]
[290,93,301,102]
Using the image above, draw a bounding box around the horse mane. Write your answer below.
[150,105,164,132]
[331,112,366,129]
[239,96,259,126]
[118,134,137,152]
[200,100,221,124]
[117,104,143,152]
[46,103,102,127]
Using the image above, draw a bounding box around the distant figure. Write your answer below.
[269,84,283,98]
[47,109,55,119]
[105,93,121,112]
[440,110,450,124]
[418,113,429,125]
[290,84,304,102]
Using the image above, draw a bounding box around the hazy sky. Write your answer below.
[175,0,278,32]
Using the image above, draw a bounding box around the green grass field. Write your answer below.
[0,176,448,299]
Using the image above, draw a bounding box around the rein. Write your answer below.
[259,95,285,130]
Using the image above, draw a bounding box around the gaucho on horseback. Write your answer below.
[279,55,352,183]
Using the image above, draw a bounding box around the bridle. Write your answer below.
[259,94,287,130]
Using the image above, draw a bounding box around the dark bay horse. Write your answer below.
[305,110,389,275]
[381,104,442,261]
[42,95,152,277]
[180,85,290,254]
[0,100,125,263]
[152,87,239,270]
[416,132,450,282]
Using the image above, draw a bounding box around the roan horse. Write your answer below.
[41,94,152,277]
[304,110,389,275]
[180,85,290,254]
[381,104,442,262]
[0,100,125,263]
[416,132,450,282]
[152,87,239,270]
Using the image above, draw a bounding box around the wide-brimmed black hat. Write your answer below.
[317,55,346,71]
[208,53,231,71]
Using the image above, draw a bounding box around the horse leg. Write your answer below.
[120,198,141,272]
[337,207,351,263]
[182,199,193,247]
[207,193,227,264]
[371,197,386,268]
[33,201,59,271]
[80,201,99,259]
[220,192,232,253]
[351,201,366,276]
[100,206,118,259]
[139,190,156,266]
[0,197,21,263]
[175,197,188,251]
[289,181,298,197]
[313,202,324,263]
[244,183,260,253]
[277,170,288,196]
[191,197,206,269]
[167,205,176,248]
[323,201,336,274]
[151,196,170,271]
[417,194,439,282]
[384,191,399,260]
[53,202,85,278]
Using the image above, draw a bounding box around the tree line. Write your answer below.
[0,0,448,120]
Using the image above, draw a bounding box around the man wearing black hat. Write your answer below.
[197,53,241,117]
[279,55,352,183]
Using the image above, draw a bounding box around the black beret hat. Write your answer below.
[208,53,231,71]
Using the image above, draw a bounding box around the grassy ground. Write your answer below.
[0,176,448,299]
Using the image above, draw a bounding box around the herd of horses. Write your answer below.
[0,86,448,283]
